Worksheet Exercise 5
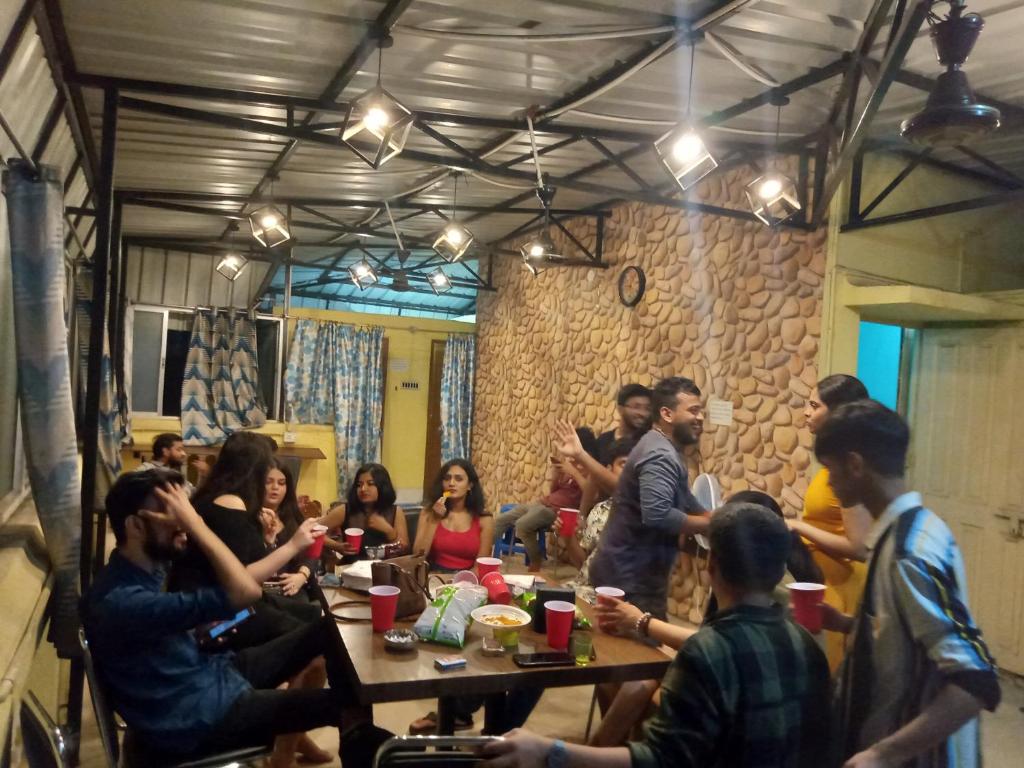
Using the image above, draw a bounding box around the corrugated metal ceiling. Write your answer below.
[46,0,1024,314]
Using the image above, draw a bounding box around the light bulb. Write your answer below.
[225,255,241,268]
[446,225,464,245]
[672,132,704,163]
[260,214,278,229]
[432,272,447,286]
[528,243,545,258]
[355,264,370,277]
[363,106,391,132]
[758,177,783,200]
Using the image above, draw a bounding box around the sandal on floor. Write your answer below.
[408,711,473,735]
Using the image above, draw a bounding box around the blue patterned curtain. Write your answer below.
[440,334,476,461]
[285,319,384,493]
[3,160,81,655]
[181,309,266,446]
[74,276,125,492]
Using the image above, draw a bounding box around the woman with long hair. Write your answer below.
[412,458,493,571]
[789,373,872,671]
[317,463,409,558]
[260,459,320,598]
[172,432,319,601]
[170,433,329,768]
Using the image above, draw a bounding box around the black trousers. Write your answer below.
[199,617,355,752]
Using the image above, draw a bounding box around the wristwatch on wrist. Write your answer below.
[546,739,569,768]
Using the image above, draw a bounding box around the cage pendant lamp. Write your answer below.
[248,204,291,248]
[654,44,717,191]
[348,259,378,289]
[745,102,801,226]
[340,45,413,169]
[427,267,452,294]
[432,174,474,262]
[216,253,248,281]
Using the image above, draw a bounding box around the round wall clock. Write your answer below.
[618,265,646,307]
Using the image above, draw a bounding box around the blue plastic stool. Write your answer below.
[492,503,548,564]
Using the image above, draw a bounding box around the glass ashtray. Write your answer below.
[383,629,419,652]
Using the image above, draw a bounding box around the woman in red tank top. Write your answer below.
[412,458,493,572]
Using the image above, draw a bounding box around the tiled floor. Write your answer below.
[73,555,1024,766]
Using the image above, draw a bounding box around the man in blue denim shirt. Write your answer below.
[82,468,369,762]
[588,377,710,618]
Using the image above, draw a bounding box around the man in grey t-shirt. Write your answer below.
[587,377,709,618]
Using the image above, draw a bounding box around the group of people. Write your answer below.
[82,368,1002,768]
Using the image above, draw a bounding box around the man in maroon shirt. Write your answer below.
[493,429,594,572]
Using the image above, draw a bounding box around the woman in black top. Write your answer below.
[261,458,319,595]
[319,463,409,559]
[170,432,320,645]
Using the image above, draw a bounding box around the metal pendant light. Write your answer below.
[655,43,717,191]
[745,100,801,226]
[340,38,414,169]
[520,116,562,275]
[216,253,248,281]
[248,177,291,248]
[432,173,474,262]
[348,258,379,289]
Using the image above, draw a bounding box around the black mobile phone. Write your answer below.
[512,652,575,668]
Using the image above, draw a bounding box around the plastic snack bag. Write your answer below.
[413,584,487,648]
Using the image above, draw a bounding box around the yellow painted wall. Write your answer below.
[124,309,474,507]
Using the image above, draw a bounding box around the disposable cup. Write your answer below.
[557,508,580,538]
[305,524,328,558]
[595,586,625,606]
[344,527,364,552]
[787,582,826,633]
[368,585,401,633]
[545,600,576,651]
[452,570,479,585]
[476,557,502,579]
[481,571,512,605]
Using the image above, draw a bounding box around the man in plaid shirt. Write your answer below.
[481,502,831,768]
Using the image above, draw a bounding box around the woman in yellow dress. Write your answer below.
[788,374,872,671]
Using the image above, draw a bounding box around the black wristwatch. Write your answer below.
[546,739,569,768]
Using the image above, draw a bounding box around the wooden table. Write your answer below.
[322,585,673,734]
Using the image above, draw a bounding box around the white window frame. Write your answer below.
[129,304,285,419]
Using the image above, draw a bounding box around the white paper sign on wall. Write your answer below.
[708,397,734,427]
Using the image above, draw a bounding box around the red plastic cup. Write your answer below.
[344,527,364,553]
[368,585,401,632]
[476,556,502,579]
[305,524,328,558]
[545,600,576,651]
[557,508,580,538]
[787,582,826,633]
[481,571,512,605]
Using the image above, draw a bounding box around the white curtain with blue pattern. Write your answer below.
[285,318,384,494]
[181,309,266,445]
[440,334,475,461]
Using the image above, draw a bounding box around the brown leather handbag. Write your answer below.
[370,554,434,619]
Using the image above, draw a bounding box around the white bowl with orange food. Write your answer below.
[471,604,532,649]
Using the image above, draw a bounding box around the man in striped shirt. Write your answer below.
[816,401,1000,768]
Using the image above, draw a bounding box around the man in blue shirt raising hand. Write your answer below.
[83,467,379,766]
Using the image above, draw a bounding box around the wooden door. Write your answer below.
[422,340,446,499]
[908,324,1024,673]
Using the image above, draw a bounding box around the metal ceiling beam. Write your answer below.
[120,189,605,217]
[0,0,36,83]
[118,95,765,221]
[586,136,652,190]
[840,186,1024,231]
[953,146,1024,188]
[857,147,932,220]
[36,0,100,188]
[810,0,930,224]
[864,138,1021,190]
[265,285,476,316]
[211,0,414,245]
